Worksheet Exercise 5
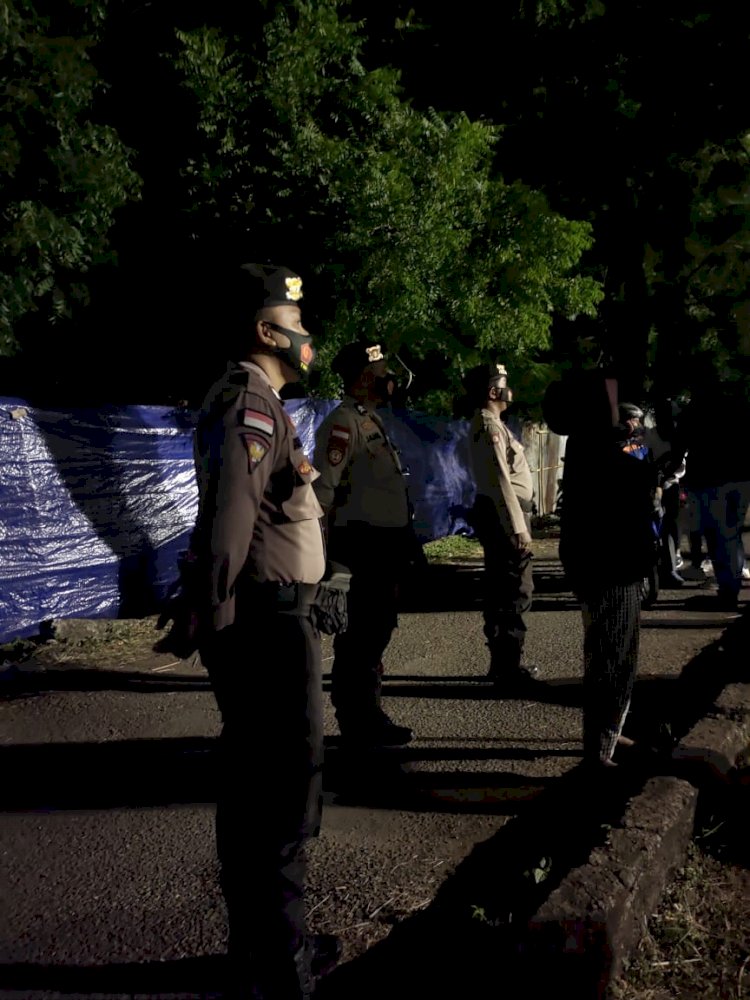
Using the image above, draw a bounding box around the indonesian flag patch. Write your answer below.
[240,409,274,437]
[326,423,350,467]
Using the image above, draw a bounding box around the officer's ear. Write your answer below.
[256,317,277,348]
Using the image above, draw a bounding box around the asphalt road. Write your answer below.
[0,551,745,999]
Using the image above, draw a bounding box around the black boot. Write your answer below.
[338,708,413,747]
[488,662,541,692]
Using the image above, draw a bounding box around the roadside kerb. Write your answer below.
[519,609,749,999]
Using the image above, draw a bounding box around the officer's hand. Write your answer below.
[154,602,200,659]
[512,531,533,554]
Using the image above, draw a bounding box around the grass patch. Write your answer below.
[611,805,750,1000]
[423,536,483,563]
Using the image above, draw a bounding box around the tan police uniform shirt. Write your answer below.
[312,397,410,528]
[193,361,325,630]
[469,408,534,536]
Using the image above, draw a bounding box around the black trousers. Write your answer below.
[658,482,682,580]
[579,582,641,764]
[328,524,405,726]
[200,604,323,1000]
[472,497,534,672]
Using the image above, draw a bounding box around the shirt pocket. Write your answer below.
[508,435,524,469]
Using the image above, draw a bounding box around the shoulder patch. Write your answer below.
[242,433,270,472]
[240,409,275,436]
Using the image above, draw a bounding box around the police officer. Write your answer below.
[159,263,339,999]
[468,363,539,689]
[313,341,415,747]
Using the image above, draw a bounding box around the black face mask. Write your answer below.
[373,373,397,401]
[265,321,316,380]
[489,383,513,404]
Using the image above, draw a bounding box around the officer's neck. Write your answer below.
[484,399,508,418]
[347,388,378,411]
[247,352,293,393]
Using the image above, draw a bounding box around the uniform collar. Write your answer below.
[344,394,377,414]
[238,361,282,400]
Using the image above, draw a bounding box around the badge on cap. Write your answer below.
[366,344,384,362]
[297,459,313,475]
[286,275,303,301]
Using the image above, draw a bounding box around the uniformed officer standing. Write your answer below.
[313,341,415,746]
[468,363,539,690]
[158,263,339,999]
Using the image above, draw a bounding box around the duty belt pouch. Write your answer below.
[311,585,349,635]
[518,497,536,515]
[274,583,300,610]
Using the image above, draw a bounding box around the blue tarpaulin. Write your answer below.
[0,397,485,642]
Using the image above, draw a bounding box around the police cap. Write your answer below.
[332,341,387,387]
[465,362,510,397]
[241,263,304,310]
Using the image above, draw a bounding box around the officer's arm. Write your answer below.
[490,428,528,537]
[207,392,281,626]
[312,410,356,514]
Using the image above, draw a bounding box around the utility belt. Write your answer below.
[244,580,320,616]
[244,580,347,635]
[517,496,535,514]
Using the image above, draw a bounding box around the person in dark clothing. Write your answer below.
[543,371,656,767]
[313,341,415,747]
[676,381,750,610]
[156,263,340,999]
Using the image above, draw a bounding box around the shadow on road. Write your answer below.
[323,676,585,704]
[0,955,225,995]
[0,736,566,816]
[0,665,212,700]
[399,562,572,613]
[0,736,218,811]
